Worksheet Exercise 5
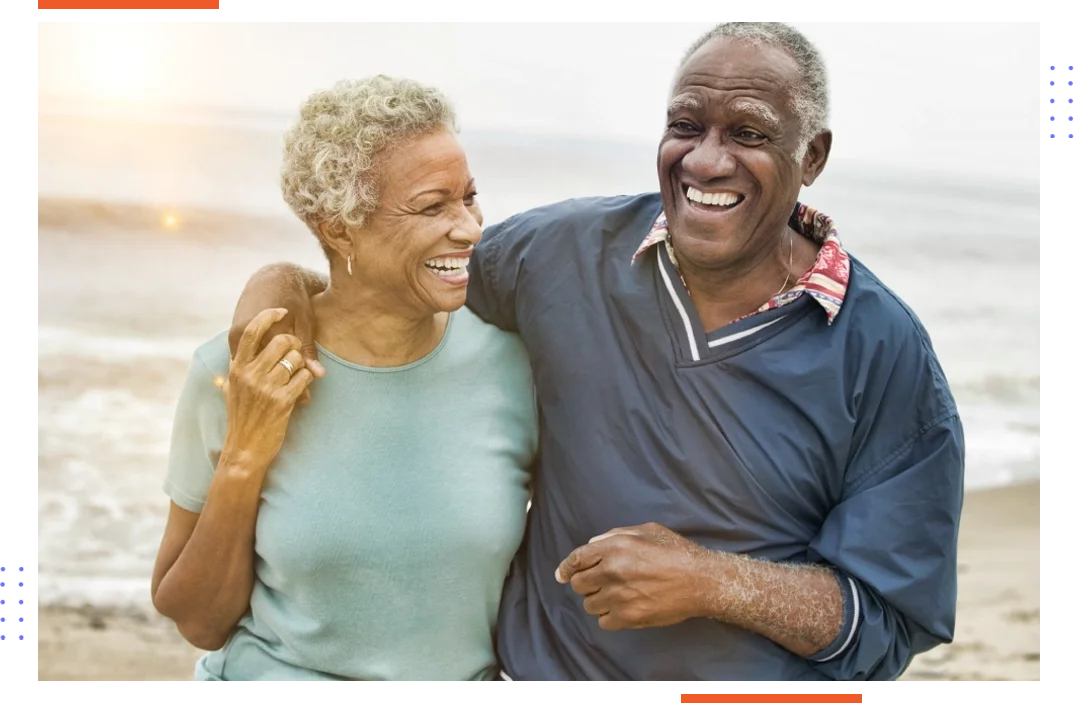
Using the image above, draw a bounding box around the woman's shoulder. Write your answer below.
[189,330,232,379]
[446,307,530,369]
[450,307,524,347]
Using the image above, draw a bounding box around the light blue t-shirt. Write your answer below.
[164,308,538,680]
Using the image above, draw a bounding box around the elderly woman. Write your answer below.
[150,76,538,681]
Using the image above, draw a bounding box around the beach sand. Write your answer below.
[37,480,1039,681]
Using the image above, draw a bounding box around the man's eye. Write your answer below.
[422,204,443,216]
[738,130,765,141]
[669,121,699,135]
[463,191,478,207]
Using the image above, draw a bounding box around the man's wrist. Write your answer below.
[684,548,735,622]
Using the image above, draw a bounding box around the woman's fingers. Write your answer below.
[252,334,302,376]
[282,367,315,404]
[233,308,288,365]
[269,349,306,386]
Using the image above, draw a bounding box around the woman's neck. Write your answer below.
[312,281,448,368]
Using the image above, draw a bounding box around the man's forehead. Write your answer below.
[674,37,800,95]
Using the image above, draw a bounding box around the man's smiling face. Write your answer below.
[657,37,830,272]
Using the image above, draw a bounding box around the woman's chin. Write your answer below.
[437,295,468,313]
[422,288,468,314]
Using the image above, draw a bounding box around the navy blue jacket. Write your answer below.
[466,193,965,681]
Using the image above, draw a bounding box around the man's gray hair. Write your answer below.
[681,23,829,163]
[281,75,457,252]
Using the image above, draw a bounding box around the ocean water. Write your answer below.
[38,106,1040,612]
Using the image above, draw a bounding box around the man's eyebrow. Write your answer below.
[667,95,703,114]
[731,101,781,130]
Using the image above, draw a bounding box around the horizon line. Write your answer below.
[38,93,1041,199]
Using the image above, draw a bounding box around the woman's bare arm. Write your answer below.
[153,310,318,651]
[151,458,269,651]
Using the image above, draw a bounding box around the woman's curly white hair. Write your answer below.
[280,75,457,248]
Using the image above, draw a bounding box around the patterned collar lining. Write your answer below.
[631,202,851,324]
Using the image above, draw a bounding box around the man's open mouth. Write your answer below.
[683,185,745,211]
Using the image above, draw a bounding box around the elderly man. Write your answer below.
[227,23,964,680]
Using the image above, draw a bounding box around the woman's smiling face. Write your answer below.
[349,130,483,316]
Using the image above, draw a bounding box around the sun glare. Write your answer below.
[81,27,152,100]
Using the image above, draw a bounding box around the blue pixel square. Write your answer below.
[1048,112,1074,144]
[0,562,31,643]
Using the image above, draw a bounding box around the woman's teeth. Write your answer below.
[424,257,470,277]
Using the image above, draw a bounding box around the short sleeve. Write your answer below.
[163,349,229,513]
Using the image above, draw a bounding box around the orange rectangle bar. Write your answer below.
[39,1,218,8]
[683,697,862,703]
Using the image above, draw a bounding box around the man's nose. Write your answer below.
[681,130,736,182]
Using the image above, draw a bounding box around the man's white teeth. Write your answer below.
[686,187,741,207]
[424,257,469,275]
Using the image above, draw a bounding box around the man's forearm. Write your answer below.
[697,552,844,658]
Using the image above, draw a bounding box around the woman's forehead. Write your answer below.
[380,132,472,195]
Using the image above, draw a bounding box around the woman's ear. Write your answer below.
[317,220,353,261]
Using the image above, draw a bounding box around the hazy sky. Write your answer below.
[38,22,1040,183]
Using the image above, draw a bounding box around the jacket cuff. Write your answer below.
[808,569,862,662]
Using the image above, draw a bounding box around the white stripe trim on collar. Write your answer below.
[657,247,700,362]
[708,316,786,348]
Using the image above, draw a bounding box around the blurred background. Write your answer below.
[37,22,1040,680]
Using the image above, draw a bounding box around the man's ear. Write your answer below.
[801,130,832,187]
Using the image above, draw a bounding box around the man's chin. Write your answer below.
[667,218,728,249]
[666,226,743,268]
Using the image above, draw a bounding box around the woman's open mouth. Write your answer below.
[423,255,470,285]
[683,185,745,212]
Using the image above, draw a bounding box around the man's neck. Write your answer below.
[312,281,447,368]
[679,228,818,333]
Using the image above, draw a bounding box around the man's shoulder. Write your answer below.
[841,254,957,413]
[484,192,663,245]
[843,255,934,349]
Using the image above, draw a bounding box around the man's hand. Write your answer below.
[554,522,716,631]
[228,264,328,404]
[556,522,845,657]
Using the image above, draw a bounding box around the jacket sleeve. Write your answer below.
[465,211,538,333]
[806,317,967,680]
